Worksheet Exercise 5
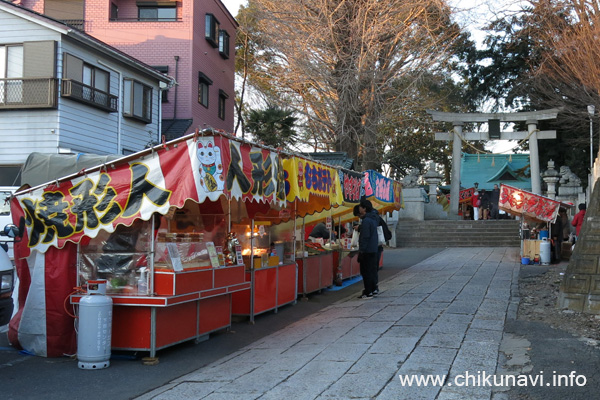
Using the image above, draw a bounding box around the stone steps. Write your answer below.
[394,219,521,247]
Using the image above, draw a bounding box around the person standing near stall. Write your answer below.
[490,184,500,219]
[571,203,586,241]
[356,199,379,299]
[471,190,480,220]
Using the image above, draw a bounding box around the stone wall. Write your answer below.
[558,177,600,313]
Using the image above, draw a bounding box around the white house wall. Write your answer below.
[0,9,61,164]
[0,7,163,167]
[58,38,161,155]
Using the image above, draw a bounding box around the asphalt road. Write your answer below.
[0,247,444,400]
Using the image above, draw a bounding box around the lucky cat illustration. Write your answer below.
[197,139,225,192]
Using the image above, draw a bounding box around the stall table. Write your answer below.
[231,262,297,322]
[72,264,249,357]
[338,250,361,281]
[522,239,543,259]
[297,252,334,296]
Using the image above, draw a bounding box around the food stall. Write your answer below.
[282,157,344,297]
[301,169,403,284]
[498,184,570,263]
[7,131,293,357]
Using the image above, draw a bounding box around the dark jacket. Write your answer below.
[359,209,379,253]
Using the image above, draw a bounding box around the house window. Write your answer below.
[62,53,117,111]
[123,79,152,123]
[205,14,219,48]
[151,65,169,103]
[0,45,24,103]
[218,90,228,120]
[219,30,230,59]
[110,3,118,20]
[198,72,212,108]
[138,2,177,21]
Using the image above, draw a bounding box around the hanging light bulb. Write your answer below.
[509,154,512,162]
[477,153,480,162]
[491,156,495,167]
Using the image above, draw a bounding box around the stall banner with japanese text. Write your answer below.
[224,138,286,207]
[445,187,475,204]
[338,169,363,205]
[498,184,560,222]
[12,135,287,254]
[283,157,343,206]
[363,170,397,206]
[393,180,404,209]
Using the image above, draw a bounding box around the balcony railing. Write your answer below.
[109,17,182,22]
[0,78,58,110]
[61,79,118,112]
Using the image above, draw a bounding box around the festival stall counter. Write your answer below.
[300,169,403,285]
[498,184,571,263]
[281,157,345,297]
[7,131,294,357]
[230,218,297,322]
[69,208,250,357]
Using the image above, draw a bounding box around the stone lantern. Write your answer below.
[423,161,443,204]
[541,159,560,199]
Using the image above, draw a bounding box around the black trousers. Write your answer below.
[360,252,378,295]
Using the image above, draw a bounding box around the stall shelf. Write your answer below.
[71,264,249,357]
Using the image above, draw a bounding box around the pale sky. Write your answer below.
[221,0,246,16]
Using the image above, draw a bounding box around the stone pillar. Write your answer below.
[528,121,542,194]
[541,159,560,199]
[450,123,463,217]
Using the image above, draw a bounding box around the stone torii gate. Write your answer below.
[427,109,559,217]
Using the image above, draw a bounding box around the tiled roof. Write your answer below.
[303,152,355,170]
[161,119,194,142]
[460,153,531,191]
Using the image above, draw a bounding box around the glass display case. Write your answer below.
[230,218,295,270]
[78,220,152,295]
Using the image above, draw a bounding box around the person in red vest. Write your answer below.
[571,203,586,239]
[471,190,481,220]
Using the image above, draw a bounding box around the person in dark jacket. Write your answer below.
[357,199,379,299]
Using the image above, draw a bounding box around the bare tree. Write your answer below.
[530,0,600,101]
[238,0,467,171]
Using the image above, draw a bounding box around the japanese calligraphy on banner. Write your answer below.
[446,187,475,204]
[393,181,403,209]
[13,135,287,254]
[225,139,286,206]
[363,170,395,205]
[282,157,343,206]
[338,169,363,205]
[498,184,560,222]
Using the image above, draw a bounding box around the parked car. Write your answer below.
[0,224,18,326]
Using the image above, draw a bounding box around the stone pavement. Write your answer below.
[137,247,520,400]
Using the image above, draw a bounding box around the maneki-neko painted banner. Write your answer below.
[12,135,287,254]
[498,184,560,223]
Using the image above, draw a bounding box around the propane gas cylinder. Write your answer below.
[77,280,113,370]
